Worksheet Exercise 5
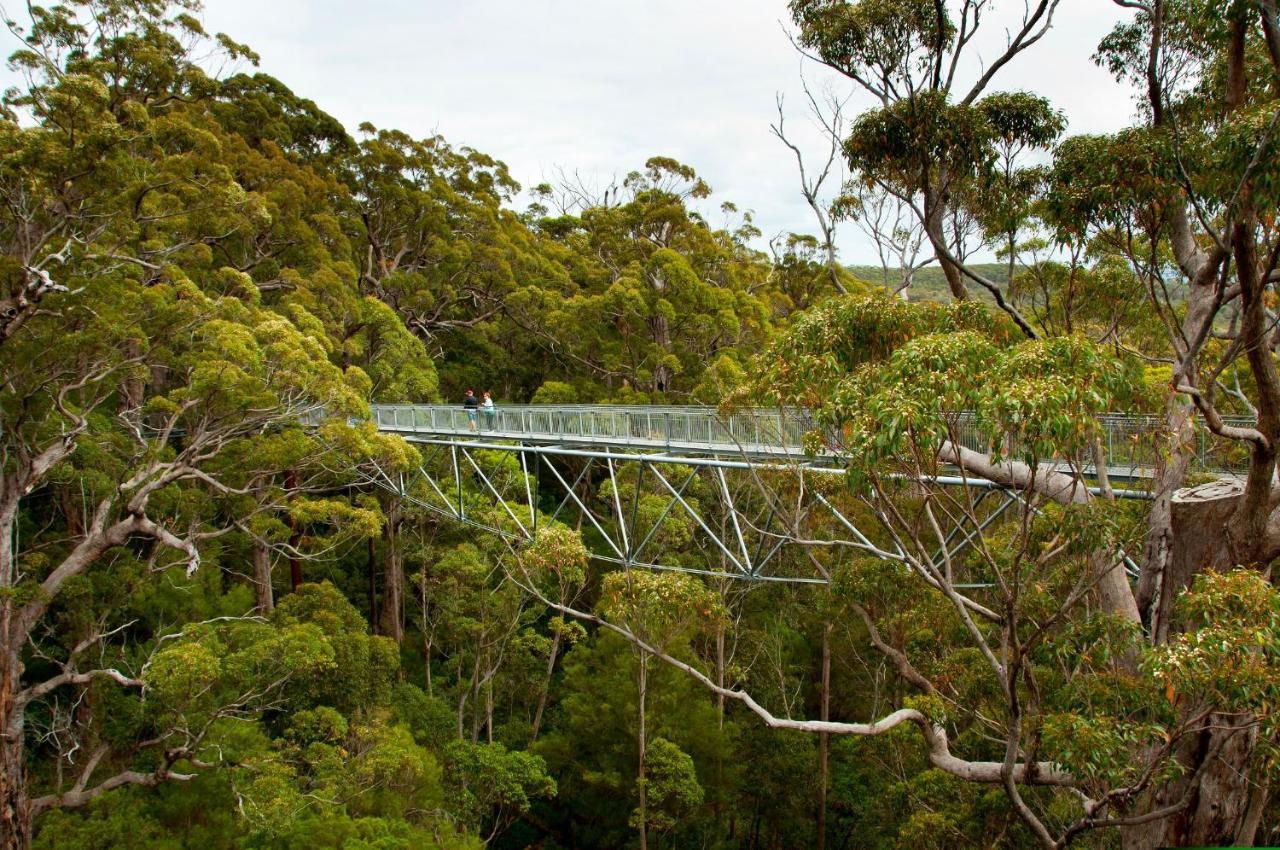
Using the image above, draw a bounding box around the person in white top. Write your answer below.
[481,391,496,429]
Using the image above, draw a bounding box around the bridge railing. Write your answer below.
[369,403,817,452]
[362,404,1254,474]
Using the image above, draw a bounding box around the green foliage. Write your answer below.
[530,380,579,404]
[444,741,556,840]
[271,583,400,713]
[599,571,724,652]
[789,0,953,80]
[535,630,731,847]
[629,737,702,836]
[14,2,1279,849]
[1149,570,1280,722]
[517,524,589,597]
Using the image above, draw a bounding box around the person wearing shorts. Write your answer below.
[462,389,479,430]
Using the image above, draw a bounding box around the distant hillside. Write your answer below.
[846,263,1011,304]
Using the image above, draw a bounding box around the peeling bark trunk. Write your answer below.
[1122,716,1257,850]
[379,502,404,643]
[0,647,31,850]
[923,181,968,301]
[0,486,31,850]
[1136,396,1196,641]
[1235,771,1269,846]
[252,537,273,615]
[637,653,649,850]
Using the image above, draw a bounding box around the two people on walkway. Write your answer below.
[462,389,496,431]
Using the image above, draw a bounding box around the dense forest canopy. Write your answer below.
[3,1,1280,849]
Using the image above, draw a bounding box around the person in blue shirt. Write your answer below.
[462,389,479,430]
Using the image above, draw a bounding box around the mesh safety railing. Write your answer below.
[362,404,1252,474]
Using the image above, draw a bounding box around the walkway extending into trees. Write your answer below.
[368,403,1239,478]
[360,403,1239,583]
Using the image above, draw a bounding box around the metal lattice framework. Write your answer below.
[353,404,1168,584]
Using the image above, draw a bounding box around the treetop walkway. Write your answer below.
[367,403,1246,478]
[356,403,1245,583]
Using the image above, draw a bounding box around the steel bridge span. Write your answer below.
[356,404,1229,584]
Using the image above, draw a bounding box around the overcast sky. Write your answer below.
[102,3,1149,262]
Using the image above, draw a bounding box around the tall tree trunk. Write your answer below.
[651,314,672,395]
[922,180,968,301]
[457,653,474,741]
[1121,716,1258,849]
[379,501,404,642]
[1235,770,1269,846]
[714,609,728,834]
[421,575,434,697]
[649,267,673,394]
[119,340,144,416]
[485,678,494,745]
[0,491,31,850]
[1135,395,1195,640]
[637,652,649,850]
[529,630,562,742]
[715,619,727,726]
[423,635,433,697]
[367,535,378,632]
[252,537,273,615]
[285,470,302,591]
[1127,5,1268,845]
[1226,217,1280,564]
[1118,482,1253,849]
[467,652,483,743]
[817,620,832,850]
[0,648,31,850]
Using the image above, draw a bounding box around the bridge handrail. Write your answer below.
[354,403,1254,474]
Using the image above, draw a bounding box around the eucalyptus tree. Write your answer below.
[529,158,774,399]
[788,0,1064,334]
[1036,1,1280,843]
[0,3,418,846]
[598,571,722,850]
[341,125,567,400]
[515,525,589,742]
[702,5,1280,844]
[344,127,517,337]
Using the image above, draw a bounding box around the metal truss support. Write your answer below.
[360,436,1143,585]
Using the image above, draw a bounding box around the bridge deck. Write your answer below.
[372,403,822,461]
[366,403,1245,478]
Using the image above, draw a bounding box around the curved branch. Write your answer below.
[30,763,197,816]
[516,576,1074,788]
[960,0,1061,105]
[16,667,141,710]
[849,601,937,695]
[938,441,1088,505]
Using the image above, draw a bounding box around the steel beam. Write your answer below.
[358,417,1152,585]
